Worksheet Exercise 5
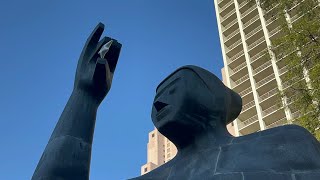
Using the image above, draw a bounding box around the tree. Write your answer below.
[249,0,320,139]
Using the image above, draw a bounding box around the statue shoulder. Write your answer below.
[232,124,315,144]
[260,124,316,141]
[216,125,320,173]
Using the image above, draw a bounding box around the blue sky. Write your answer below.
[0,0,223,179]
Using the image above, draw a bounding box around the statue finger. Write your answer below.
[93,58,112,89]
[104,40,122,74]
[83,23,105,56]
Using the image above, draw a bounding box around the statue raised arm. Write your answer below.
[32,23,122,180]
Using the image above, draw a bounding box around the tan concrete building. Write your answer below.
[140,128,177,175]
[214,0,303,136]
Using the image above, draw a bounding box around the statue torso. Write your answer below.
[130,125,320,180]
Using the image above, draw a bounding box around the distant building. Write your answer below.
[140,128,177,175]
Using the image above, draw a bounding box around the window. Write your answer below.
[144,167,148,172]
[151,133,155,138]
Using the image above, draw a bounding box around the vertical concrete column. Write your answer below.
[256,1,293,122]
[234,0,266,130]
[214,0,241,136]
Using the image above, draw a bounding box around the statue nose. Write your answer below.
[154,101,169,112]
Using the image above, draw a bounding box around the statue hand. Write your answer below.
[73,23,121,103]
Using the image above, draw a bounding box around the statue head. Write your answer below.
[151,65,242,147]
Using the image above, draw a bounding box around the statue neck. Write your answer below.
[173,122,233,154]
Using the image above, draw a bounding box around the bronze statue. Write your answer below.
[32,23,320,180]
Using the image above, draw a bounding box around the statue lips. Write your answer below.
[155,102,171,122]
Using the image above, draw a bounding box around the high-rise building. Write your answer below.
[214,0,302,136]
[140,128,177,175]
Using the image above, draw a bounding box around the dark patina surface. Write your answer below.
[32,23,320,180]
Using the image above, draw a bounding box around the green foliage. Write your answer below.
[250,0,320,139]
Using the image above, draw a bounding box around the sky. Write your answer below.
[0,0,223,179]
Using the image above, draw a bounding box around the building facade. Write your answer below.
[140,128,178,175]
[214,0,303,136]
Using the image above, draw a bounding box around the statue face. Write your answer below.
[151,69,213,134]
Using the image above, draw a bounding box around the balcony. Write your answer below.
[250,51,266,63]
[238,115,259,130]
[262,103,281,117]
[291,3,319,25]
[223,19,238,33]
[240,87,255,105]
[266,16,279,27]
[278,65,288,76]
[276,50,297,62]
[253,60,272,75]
[246,26,262,39]
[247,36,265,50]
[259,88,278,102]
[256,73,275,88]
[221,9,236,22]
[225,30,240,42]
[286,95,300,106]
[264,3,280,16]
[218,0,227,4]
[220,0,234,14]
[242,5,256,18]
[282,76,304,90]
[291,14,301,23]
[228,50,244,64]
[228,38,242,49]
[226,39,243,57]
[242,100,256,112]
[230,61,247,76]
[234,74,250,86]
[239,0,250,9]
[243,15,260,28]
[266,117,288,129]
[239,86,252,97]
[269,26,281,38]
[288,0,304,12]
[222,10,237,27]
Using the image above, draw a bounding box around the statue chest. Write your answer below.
[132,126,320,180]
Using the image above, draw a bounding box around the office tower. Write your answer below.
[140,128,177,175]
[214,0,303,136]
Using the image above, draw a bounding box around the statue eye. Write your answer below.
[169,88,176,94]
